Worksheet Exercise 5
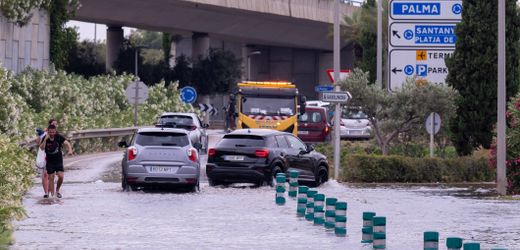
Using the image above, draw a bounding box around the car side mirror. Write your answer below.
[193,142,202,150]
[306,144,315,152]
[118,141,128,148]
[202,123,210,129]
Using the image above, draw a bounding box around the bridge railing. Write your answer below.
[19,127,138,149]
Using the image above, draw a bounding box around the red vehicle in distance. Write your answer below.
[297,107,331,143]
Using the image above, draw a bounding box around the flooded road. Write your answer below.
[11,132,520,249]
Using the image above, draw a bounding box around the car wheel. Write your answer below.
[267,165,283,187]
[208,178,220,187]
[122,175,128,191]
[191,180,200,192]
[313,166,329,187]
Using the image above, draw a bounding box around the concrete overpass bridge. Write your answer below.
[73,0,358,107]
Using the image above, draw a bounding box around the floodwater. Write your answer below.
[10,133,520,250]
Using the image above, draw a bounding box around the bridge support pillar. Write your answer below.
[192,32,211,124]
[192,32,210,61]
[106,26,124,72]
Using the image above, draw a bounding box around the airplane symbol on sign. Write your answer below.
[416,50,427,60]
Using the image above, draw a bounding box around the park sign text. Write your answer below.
[388,0,462,91]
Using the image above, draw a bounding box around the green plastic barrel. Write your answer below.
[335,227,347,237]
[361,226,373,243]
[463,243,480,250]
[424,231,439,250]
[275,196,285,205]
[276,185,285,193]
[289,170,299,178]
[446,237,463,249]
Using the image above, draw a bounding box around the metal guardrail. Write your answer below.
[19,127,138,149]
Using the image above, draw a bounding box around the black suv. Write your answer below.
[206,129,329,187]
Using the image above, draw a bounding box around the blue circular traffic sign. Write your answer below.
[403,30,414,40]
[180,86,197,104]
[404,65,414,75]
[452,3,462,15]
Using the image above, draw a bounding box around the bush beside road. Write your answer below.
[0,136,34,245]
[315,142,493,183]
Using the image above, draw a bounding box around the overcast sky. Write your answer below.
[66,21,135,42]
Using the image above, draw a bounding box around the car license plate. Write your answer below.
[298,130,309,135]
[349,130,362,135]
[148,166,179,173]
[224,155,245,161]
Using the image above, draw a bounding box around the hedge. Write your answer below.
[339,154,494,183]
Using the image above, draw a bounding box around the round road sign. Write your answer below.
[180,86,197,104]
[425,112,441,135]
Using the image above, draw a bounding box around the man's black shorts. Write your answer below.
[46,164,64,174]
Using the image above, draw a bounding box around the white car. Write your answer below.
[340,108,373,139]
[156,112,209,154]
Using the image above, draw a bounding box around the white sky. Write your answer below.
[66,21,135,42]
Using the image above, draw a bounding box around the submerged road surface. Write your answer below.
[11,132,520,249]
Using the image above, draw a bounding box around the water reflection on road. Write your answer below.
[11,152,520,249]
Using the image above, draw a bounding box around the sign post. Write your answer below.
[425,112,441,157]
[388,0,462,91]
[125,81,149,127]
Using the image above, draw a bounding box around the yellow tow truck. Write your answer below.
[230,81,306,135]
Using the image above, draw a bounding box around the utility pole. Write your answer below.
[333,0,342,180]
[377,0,383,89]
[497,0,506,195]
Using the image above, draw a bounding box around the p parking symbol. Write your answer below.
[416,64,428,77]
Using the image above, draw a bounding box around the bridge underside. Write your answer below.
[73,0,351,50]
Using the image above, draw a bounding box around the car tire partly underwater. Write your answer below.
[208,178,220,187]
[313,166,329,187]
[267,166,282,187]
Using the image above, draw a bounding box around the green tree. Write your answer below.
[192,49,241,95]
[446,0,520,155]
[48,0,79,69]
[65,40,106,78]
[340,69,458,155]
[342,0,388,85]
[170,55,192,88]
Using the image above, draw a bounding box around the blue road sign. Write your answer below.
[404,29,414,40]
[390,0,462,21]
[393,2,441,16]
[404,65,414,75]
[315,85,334,92]
[452,3,462,15]
[416,64,428,76]
[180,86,197,104]
[390,22,457,47]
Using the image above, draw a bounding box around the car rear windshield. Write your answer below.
[158,115,194,129]
[217,134,266,148]
[136,132,189,147]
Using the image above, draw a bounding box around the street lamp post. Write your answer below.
[497,0,506,195]
[247,51,261,81]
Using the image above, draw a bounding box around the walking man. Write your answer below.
[39,124,73,198]
[35,119,59,198]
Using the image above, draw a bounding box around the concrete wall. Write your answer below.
[0,10,50,73]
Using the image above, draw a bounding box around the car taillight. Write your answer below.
[208,148,216,157]
[324,126,330,134]
[255,149,269,158]
[190,125,197,131]
[187,148,197,162]
[128,147,137,161]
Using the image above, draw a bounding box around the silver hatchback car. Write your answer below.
[118,127,201,191]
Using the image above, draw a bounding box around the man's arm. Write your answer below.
[63,140,74,155]
[39,135,48,150]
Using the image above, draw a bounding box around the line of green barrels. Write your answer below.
[422,231,508,250]
[275,172,508,249]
